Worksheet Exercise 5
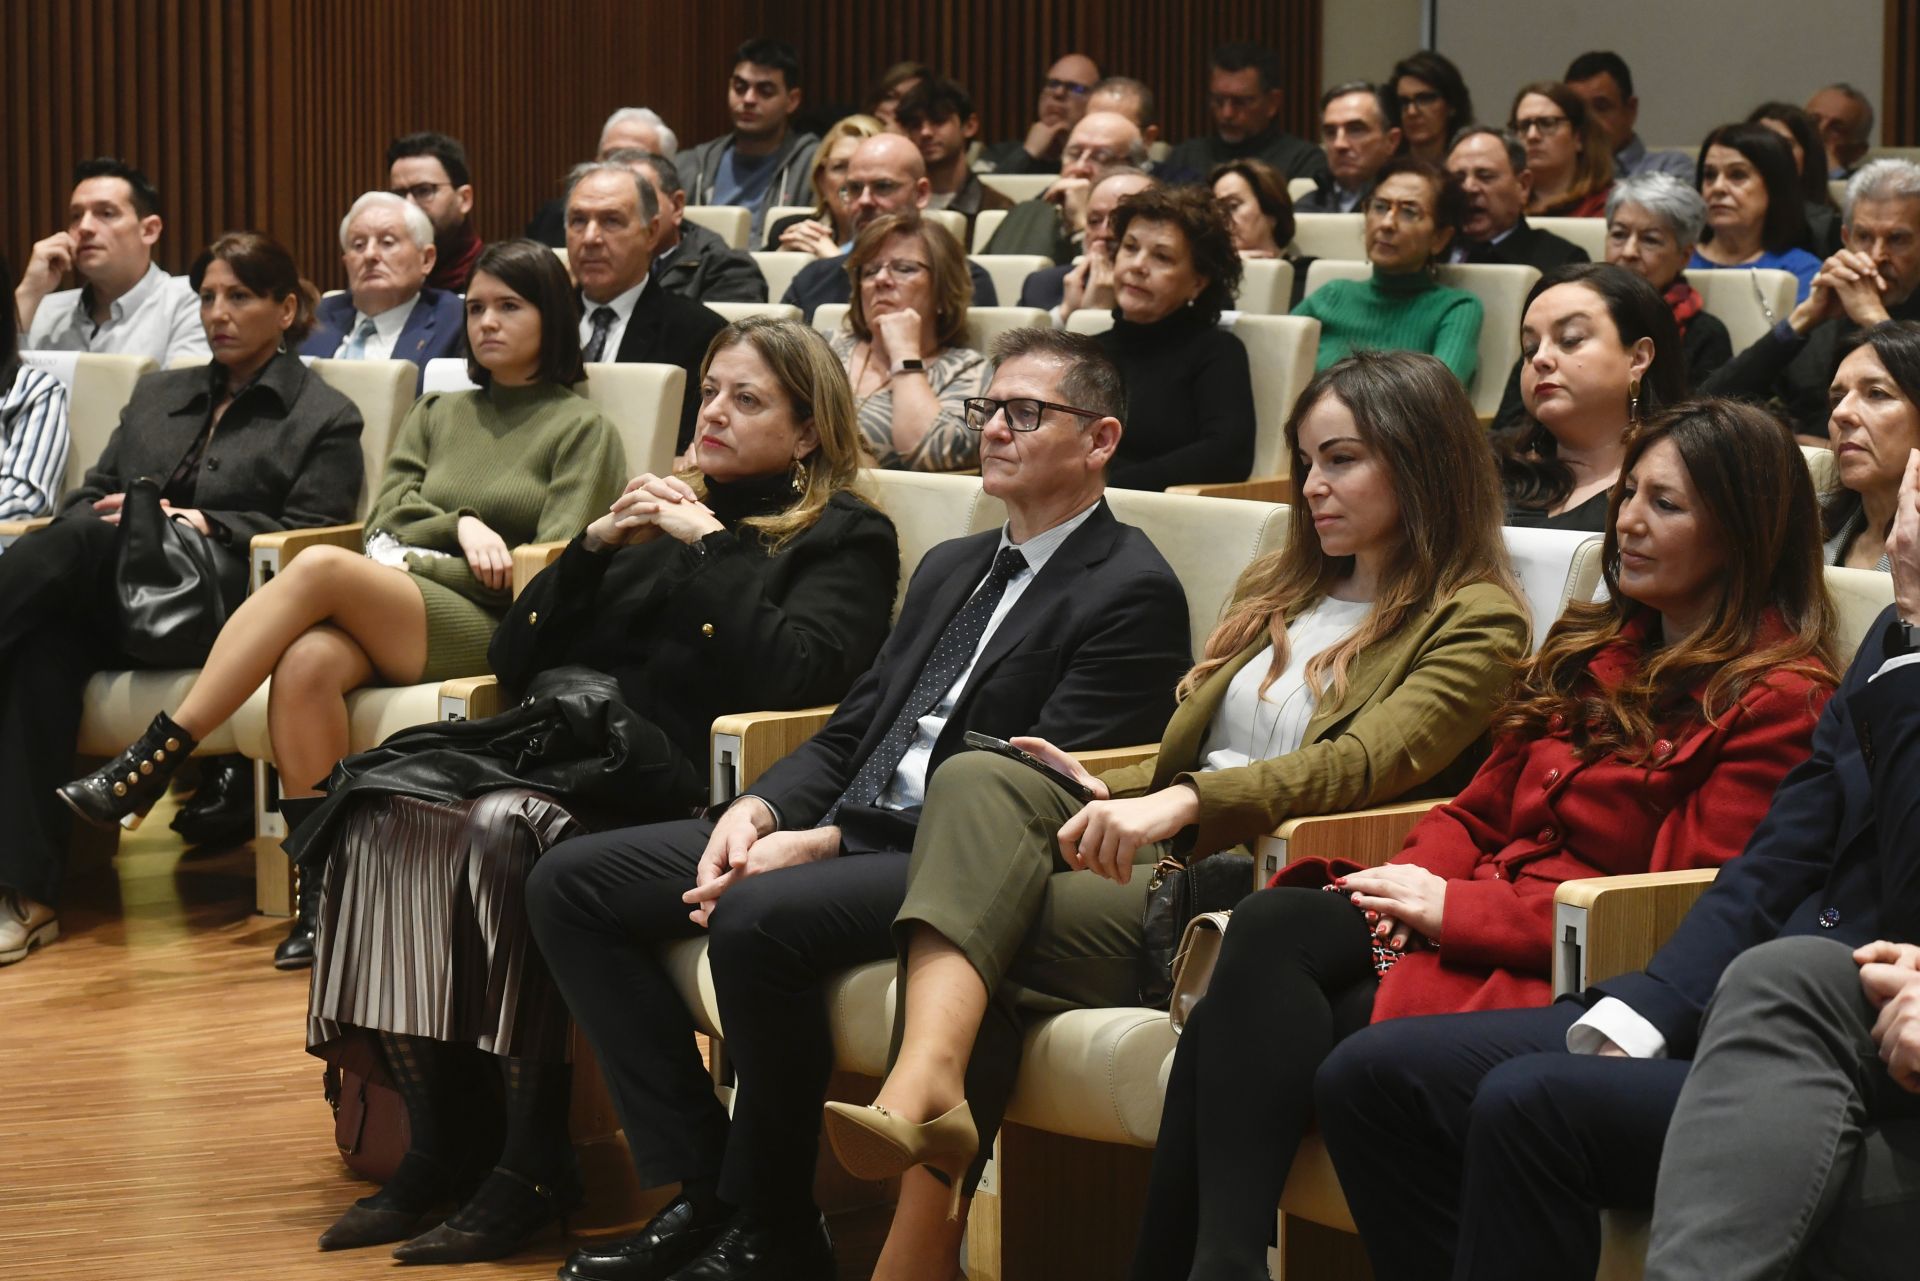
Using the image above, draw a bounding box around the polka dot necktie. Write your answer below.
[582,306,617,363]
[823,546,1028,821]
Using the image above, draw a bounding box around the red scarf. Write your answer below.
[1664,278,1704,340]
[428,222,484,293]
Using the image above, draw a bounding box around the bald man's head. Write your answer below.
[1038,53,1101,128]
[1061,111,1145,180]
[846,133,932,232]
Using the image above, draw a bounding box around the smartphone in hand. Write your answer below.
[961,731,1095,803]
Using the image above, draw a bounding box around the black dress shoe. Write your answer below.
[273,868,324,970]
[665,1211,835,1281]
[57,711,196,831]
[170,754,255,847]
[391,1164,580,1264]
[558,1194,731,1281]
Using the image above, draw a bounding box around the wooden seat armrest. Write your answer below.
[513,541,570,598]
[1164,477,1292,503]
[1256,798,1450,881]
[437,675,505,722]
[1071,744,1157,773]
[0,516,54,543]
[1552,868,1720,994]
[710,705,839,801]
[250,522,365,559]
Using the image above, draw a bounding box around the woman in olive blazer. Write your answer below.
[817,351,1530,1277]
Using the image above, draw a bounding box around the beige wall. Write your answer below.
[1322,0,1426,89]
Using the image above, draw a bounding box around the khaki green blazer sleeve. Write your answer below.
[1166,582,1529,854]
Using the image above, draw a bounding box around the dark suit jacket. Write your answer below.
[589,284,730,453]
[746,499,1192,837]
[299,288,465,389]
[653,221,769,304]
[1294,179,1373,215]
[944,175,1016,245]
[1700,294,1920,439]
[1594,610,1920,1057]
[1458,218,1590,272]
[59,352,365,599]
[1019,262,1072,311]
[782,254,999,323]
[526,196,567,248]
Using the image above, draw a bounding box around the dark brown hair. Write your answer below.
[1108,185,1243,323]
[1209,157,1297,249]
[1370,154,1469,242]
[1496,398,1838,760]
[1509,81,1614,211]
[1389,51,1474,134]
[1696,123,1811,254]
[188,232,317,345]
[462,238,585,387]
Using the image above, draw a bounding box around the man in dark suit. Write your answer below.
[1295,83,1401,215]
[1445,127,1590,272]
[1165,43,1330,187]
[1314,457,1920,1280]
[781,134,997,321]
[611,150,768,304]
[566,161,729,454]
[300,192,464,386]
[529,328,1192,1281]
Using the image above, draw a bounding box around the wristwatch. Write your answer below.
[892,358,926,376]
[1898,618,1920,653]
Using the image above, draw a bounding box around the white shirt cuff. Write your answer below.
[1869,652,1920,682]
[1567,997,1668,1059]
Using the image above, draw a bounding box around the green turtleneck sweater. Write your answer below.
[1293,267,1484,387]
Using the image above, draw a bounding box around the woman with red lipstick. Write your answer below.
[1127,397,1836,1281]
[1503,262,1689,530]
[1821,322,1920,571]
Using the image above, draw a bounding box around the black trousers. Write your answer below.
[1131,887,1377,1281]
[1314,1001,1690,1281]
[524,815,910,1226]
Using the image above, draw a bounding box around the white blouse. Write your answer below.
[1196,595,1372,772]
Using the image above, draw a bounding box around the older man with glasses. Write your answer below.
[980,110,1150,264]
[975,52,1102,175]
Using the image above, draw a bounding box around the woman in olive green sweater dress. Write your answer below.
[63,240,626,824]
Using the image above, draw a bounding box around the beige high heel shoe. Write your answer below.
[822,1100,979,1219]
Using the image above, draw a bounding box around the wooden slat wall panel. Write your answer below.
[5,0,1316,293]
[1890,1,1918,146]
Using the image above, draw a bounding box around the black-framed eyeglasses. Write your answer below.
[1043,77,1094,97]
[390,182,453,203]
[962,397,1104,433]
[1397,90,1445,112]
[838,179,906,202]
[1511,115,1570,136]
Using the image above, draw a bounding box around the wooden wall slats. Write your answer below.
[7,0,1319,291]
[1891,2,1918,150]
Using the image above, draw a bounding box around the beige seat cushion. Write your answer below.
[76,670,259,756]
[228,681,444,761]
[659,942,897,1077]
[1002,1005,1177,1147]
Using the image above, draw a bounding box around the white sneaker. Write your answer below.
[0,890,58,964]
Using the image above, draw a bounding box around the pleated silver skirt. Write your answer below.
[307,787,584,1065]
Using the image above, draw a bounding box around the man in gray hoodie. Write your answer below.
[675,38,820,246]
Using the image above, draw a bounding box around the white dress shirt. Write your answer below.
[333,294,421,360]
[872,498,1105,812]
[25,261,210,366]
[1196,596,1371,771]
[578,277,649,360]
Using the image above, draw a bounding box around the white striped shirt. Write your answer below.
[0,365,70,520]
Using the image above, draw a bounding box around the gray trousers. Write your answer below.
[1646,935,1920,1281]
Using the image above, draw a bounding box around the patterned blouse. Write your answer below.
[829,329,990,472]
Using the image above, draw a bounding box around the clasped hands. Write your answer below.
[1795,247,1894,334]
[683,796,840,926]
[583,473,726,553]
[1856,940,1920,1093]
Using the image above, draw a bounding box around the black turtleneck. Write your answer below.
[487,478,900,765]
[1094,305,1258,491]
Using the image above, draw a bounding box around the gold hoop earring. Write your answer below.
[790,456,808,493]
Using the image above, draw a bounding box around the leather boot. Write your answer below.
[170,754,255,848]
[273,797,326,970]
[57,711,197,830]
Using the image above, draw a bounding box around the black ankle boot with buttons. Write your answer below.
[57,711,197,831]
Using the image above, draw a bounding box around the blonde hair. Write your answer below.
[809,114,886,222]
[684,317,868,551]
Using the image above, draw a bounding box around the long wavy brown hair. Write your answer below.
[1494,398,1838,760]
[1178,349,1521,702]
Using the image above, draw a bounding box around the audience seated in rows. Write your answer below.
[1297,81,1402,214]
[1313,410,1896,1281]
[1,233,365,967]
[1446,127,1592,270]
[613,149,769,304]
[781,134,997,322]
[1700,158,1920,440]
[768,113,885,257]
[1821,322,1920,570]
[893,78,1015,244]
[1690,122,1823,301]
[1096,184,1258,490]
[524,328,1193,1281]
[1501,263,1686,529]
[564,160,729,453]
[863,60,930,128]
[974,53,1101,175]
[1809,81,1876,178]
[1140,393,1831,1281]
[1088,76,1165,162]
[1748,100,1846,255]
[834,349,1533,1276]
[1564,50,1695,182]
[0,253,70,523]
[293,316,900,1263]
[829,213,989,472]
[676,39,820,245]
[388,132,482,293]
[981,111,1150,265]
[1167,42,1329,186]
[301,192,465,382]
[57,240,627,970]
[1020,168,1156,319]
[1211,157,1316,307]
[1510,80,1614,218]
[16,156,208,366]
[526,106,678,248]
[1294,156,1485,384]
[1389,50,1475,166]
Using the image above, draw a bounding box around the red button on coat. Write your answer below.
[1653,739,1674,760]
[1544,768,1560,785]
[1537,826,1556,843]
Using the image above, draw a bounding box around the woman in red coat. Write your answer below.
[1129,397,1839,1281]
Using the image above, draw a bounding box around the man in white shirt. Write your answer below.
[1313,452,1920,1280]
[299,192,464,381]
[15,157,208,367]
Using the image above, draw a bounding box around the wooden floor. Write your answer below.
[0,793,891,1280]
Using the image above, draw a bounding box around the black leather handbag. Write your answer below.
[113,476,229,666]
[1138,850,1254,1008]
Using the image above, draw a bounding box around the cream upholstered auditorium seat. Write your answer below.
[1303,259,1540,417]
[978,173,1055,204]
[971,208,1010,253]
[1529,215,1608,261]
[0,351,155,546]
[1802,442,1838,496]
[969,254,1055,309]
[1684,266,1797,352]
[761,205,816,249]
[704,302,801,324]
[1235,257,1294,315]
[682,205,751,250]
[923,208,967,249]
[1287,176,1318,202]
[1288,212,1365,261]
[749,250,815,304]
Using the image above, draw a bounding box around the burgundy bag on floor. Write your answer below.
[324,1064,409,1184]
